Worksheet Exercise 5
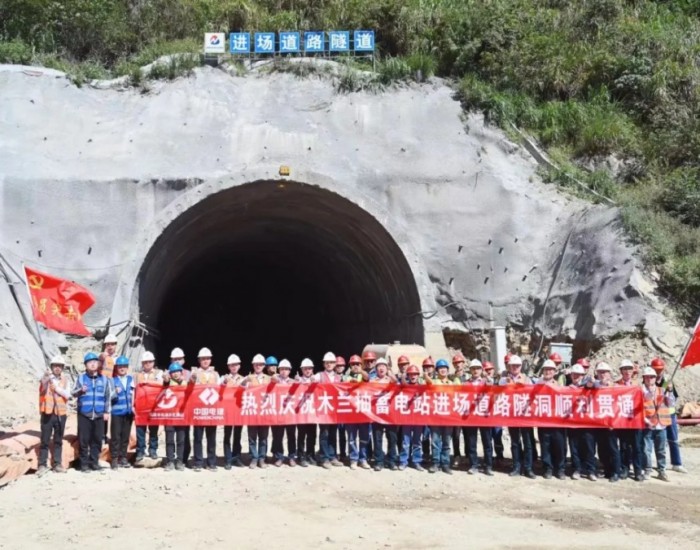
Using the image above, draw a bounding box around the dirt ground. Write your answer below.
[1,428,700,550]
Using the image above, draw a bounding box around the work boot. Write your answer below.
[428,465,438,474]
[119,459,131,469]
[224,463,232,471]
[556,471,566,480]
[258,459,266,469]
[620,470,628,481]
[672,465,688,474]
[359,461,371,470]
[53,465,67,474]
[193,464,202,472]
[208,465,217,472]
[398,464,407,471]
[289,458,297,467]
[135,454,144,464]
[571,471,581,481]
[300,459,309,468]
[441,466,453,475]
[164,462,175,471]
[509,469,520,477]
[233,458,245,468]
[110,460,119,471]
[525,471,536,479]
[543,470,553,480]
[349,461,358,470]
[608,474,620,483]
[331,458,343,467]
[389,463,398,471]
[90,463,103,471]
[175,461,185,472]
[274,459,283,467]
[373,464,383,472]
[413,463,426,472]
[149,452,158,460]
[323,461,333,470]
[588,473,598,482]
[635,473,645,482]
[658,471,670,482]
[36,465,50,478]
[645,468,653,476]
[467,467,477,475]
[484,467,494,476]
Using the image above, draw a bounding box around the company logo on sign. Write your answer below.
[155,389,179,410]
[204,33,226,54]
[199,388,220,406]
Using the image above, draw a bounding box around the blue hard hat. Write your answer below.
[168,362,183,373]
[435,359,450,369]
[115,355,129,367]
[83,352,99,363]
[265,356,279,366]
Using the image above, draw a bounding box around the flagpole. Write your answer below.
[21,262,50,362]
[668,315,700,384]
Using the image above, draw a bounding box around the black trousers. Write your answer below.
[193,426,217,467]
[183,427,191,464]
[39,413,67,467]
[109,414,133,461]
[297,424,317,459]
[272,425,298,459]
[165,426,187,463]
[223,425,243,464]
[78,414,105,468]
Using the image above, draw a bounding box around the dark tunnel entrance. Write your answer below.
[138,181,424,374]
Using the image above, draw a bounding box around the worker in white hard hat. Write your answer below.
[313,352,343,469]
[220,354,245,469]
[642,366,674,482]
[295,358,318,467]
[617,359,644,482]
[593,361,622,482]
[536,360,566,480]
[568,363,597,481]
[133,351,163,463]
[270,359,298,467]
[499,355,536,479]
[189,347,219,471]
[243,353,271,468]
[99,333,119,378]
[37,355,72,476]
[371,358,399,471]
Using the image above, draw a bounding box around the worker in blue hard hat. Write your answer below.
[424,359,454,474]
[265,356,278,377]
[163,362,188,471]
[109,356,135,470]
[71,352,112,472]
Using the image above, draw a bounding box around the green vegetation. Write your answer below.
[1,0,699,319]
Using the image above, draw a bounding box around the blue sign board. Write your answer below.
[254,32,275,54]
[354,30,375,52]
[279,32,301,53]
[329,31,350,52]
[229,33,250,54]
[304,31,325,53]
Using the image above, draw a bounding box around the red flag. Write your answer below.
[24,265,95,336]
[681,316,700,368]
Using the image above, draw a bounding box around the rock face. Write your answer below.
[0,62,679,373]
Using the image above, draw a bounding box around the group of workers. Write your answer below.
[36,334,687,483]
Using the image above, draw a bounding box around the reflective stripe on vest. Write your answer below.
[78,373,107,416]
[100,354,116,378]
[111,376,134,416]
[644,387,671,427]
[39,376,69,416]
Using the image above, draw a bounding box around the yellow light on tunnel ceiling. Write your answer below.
[279,165,291,177]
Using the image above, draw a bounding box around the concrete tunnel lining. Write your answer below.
[136,180,424,371]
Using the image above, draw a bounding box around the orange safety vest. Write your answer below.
[644,387,671,427]
[194,369,219,385]
[136,369,162,384]
[99,353,116,378]
[39,375,69,416]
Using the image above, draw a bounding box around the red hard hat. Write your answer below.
[549,352,562,364]
[362,350,377,361]
[336,356,346,366]
[576,358,590,367]
[452,354,466,365]
[482,361,494,370]
[397,355,410,366]
[650,357,665,370]
[422,357,434,368]
[406,364,420,375]
[349,355,362,364]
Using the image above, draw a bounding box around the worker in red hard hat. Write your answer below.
[649,357,686,474]
[398,364,426,472]
[396,355,411,384]
[362,350,377,373]
[420,356,436,464]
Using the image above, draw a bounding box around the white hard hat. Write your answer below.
[104,334,118,344]
[141,351,155,362]
[252,353,266,364]
[469,359,483,368]
[49,354,65,366]
[197,347,212,358]
[508,355,523,366]
[300,358,314,368]
[170,347,185,359]
[227,354,241,365]
[541,359,557,370]
[570,365,586,375]
[279,359,292,370]
[595,362,611,372]
[620,359,634,369]
[375,358,388,366]
[323,352,336,362]
[642,366,657,377]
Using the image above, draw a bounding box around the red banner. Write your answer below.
[681,315,700,368]
[24,265,95,336]
[135,383,644,429]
